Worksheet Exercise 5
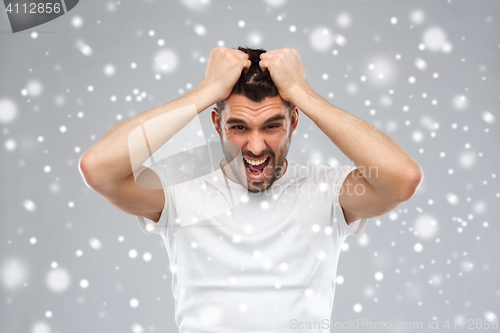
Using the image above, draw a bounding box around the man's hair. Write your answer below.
[216,46,294,115]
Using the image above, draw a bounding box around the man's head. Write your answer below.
[211,46,299,193]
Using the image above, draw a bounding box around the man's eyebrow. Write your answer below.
[225,114,286,126]
[263,114,286,124]
[226,118,248,125]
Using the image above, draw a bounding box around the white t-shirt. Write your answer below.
[137,159,368,333]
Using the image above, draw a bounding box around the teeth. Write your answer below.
[244,157,267,166]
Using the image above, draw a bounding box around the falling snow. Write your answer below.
[1,1,498,332]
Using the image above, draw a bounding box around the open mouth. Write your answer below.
[243,156,270,181]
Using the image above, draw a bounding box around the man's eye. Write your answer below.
[231,125,245,130]
[266,124,280,129]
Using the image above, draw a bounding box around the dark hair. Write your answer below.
[216,46,294,115]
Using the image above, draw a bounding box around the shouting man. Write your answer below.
[79,46,423,332]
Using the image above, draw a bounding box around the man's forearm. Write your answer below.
[80,82,217,188]
[290,86,422,196]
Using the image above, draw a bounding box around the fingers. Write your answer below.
[244,59,252,71]
[259,58,269,72]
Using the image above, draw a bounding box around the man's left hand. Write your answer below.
[259,48,309,104]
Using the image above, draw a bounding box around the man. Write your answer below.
[79,46,423,332]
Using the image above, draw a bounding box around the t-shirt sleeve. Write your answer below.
[136,164,177,237]
[331,165,368,238]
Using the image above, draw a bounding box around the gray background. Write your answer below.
[1,0,499,332]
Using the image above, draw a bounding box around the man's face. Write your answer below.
[211,94,298,192]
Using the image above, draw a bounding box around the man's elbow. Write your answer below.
[78,151,102,191]
[399,164,424,202]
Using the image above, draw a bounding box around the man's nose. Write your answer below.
[246,131,266,156]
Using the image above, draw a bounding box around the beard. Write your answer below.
[219,131,292,193]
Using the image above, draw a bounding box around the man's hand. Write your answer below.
[201,46,252,102]
[258,48,309,103]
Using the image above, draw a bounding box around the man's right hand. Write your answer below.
[79,46,251,225]
[201,46,252,102]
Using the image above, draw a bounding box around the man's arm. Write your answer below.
[78,46,251,222]
[259,48,423,224]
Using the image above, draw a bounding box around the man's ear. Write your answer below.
[211,107,221,135]
[290,105,299,133]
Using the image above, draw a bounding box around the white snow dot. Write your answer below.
[414,243,423,252]
[89,238,102,250]
[484,311,498,323]
[410,9,425,25]
[1,259,28,290]
[153,49,178,74]
[76,40,92,56]
[5,139,16,151]
[309,27,333,52]
[248,31,262,46]
[446,193,460,205]
[27,80,43,97]
[260,201,269,210]
[452,95,468,110]
[481,111,495,124]
[46,268,71,293]
[264,0,287,7]
[131,323,144,333]
[23,200,36,212]
[422,27,448,52]
[130,298,139,308]
[128,249,138,258]
[414,58,427,70]
[279,262,289,271]
[194,24,207,36]
[0,99,18,123]
[336,12,352,28]
[31,321,50,333]
[104,64,116,76]
[72,16,83,28]
[80,279,89,288]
